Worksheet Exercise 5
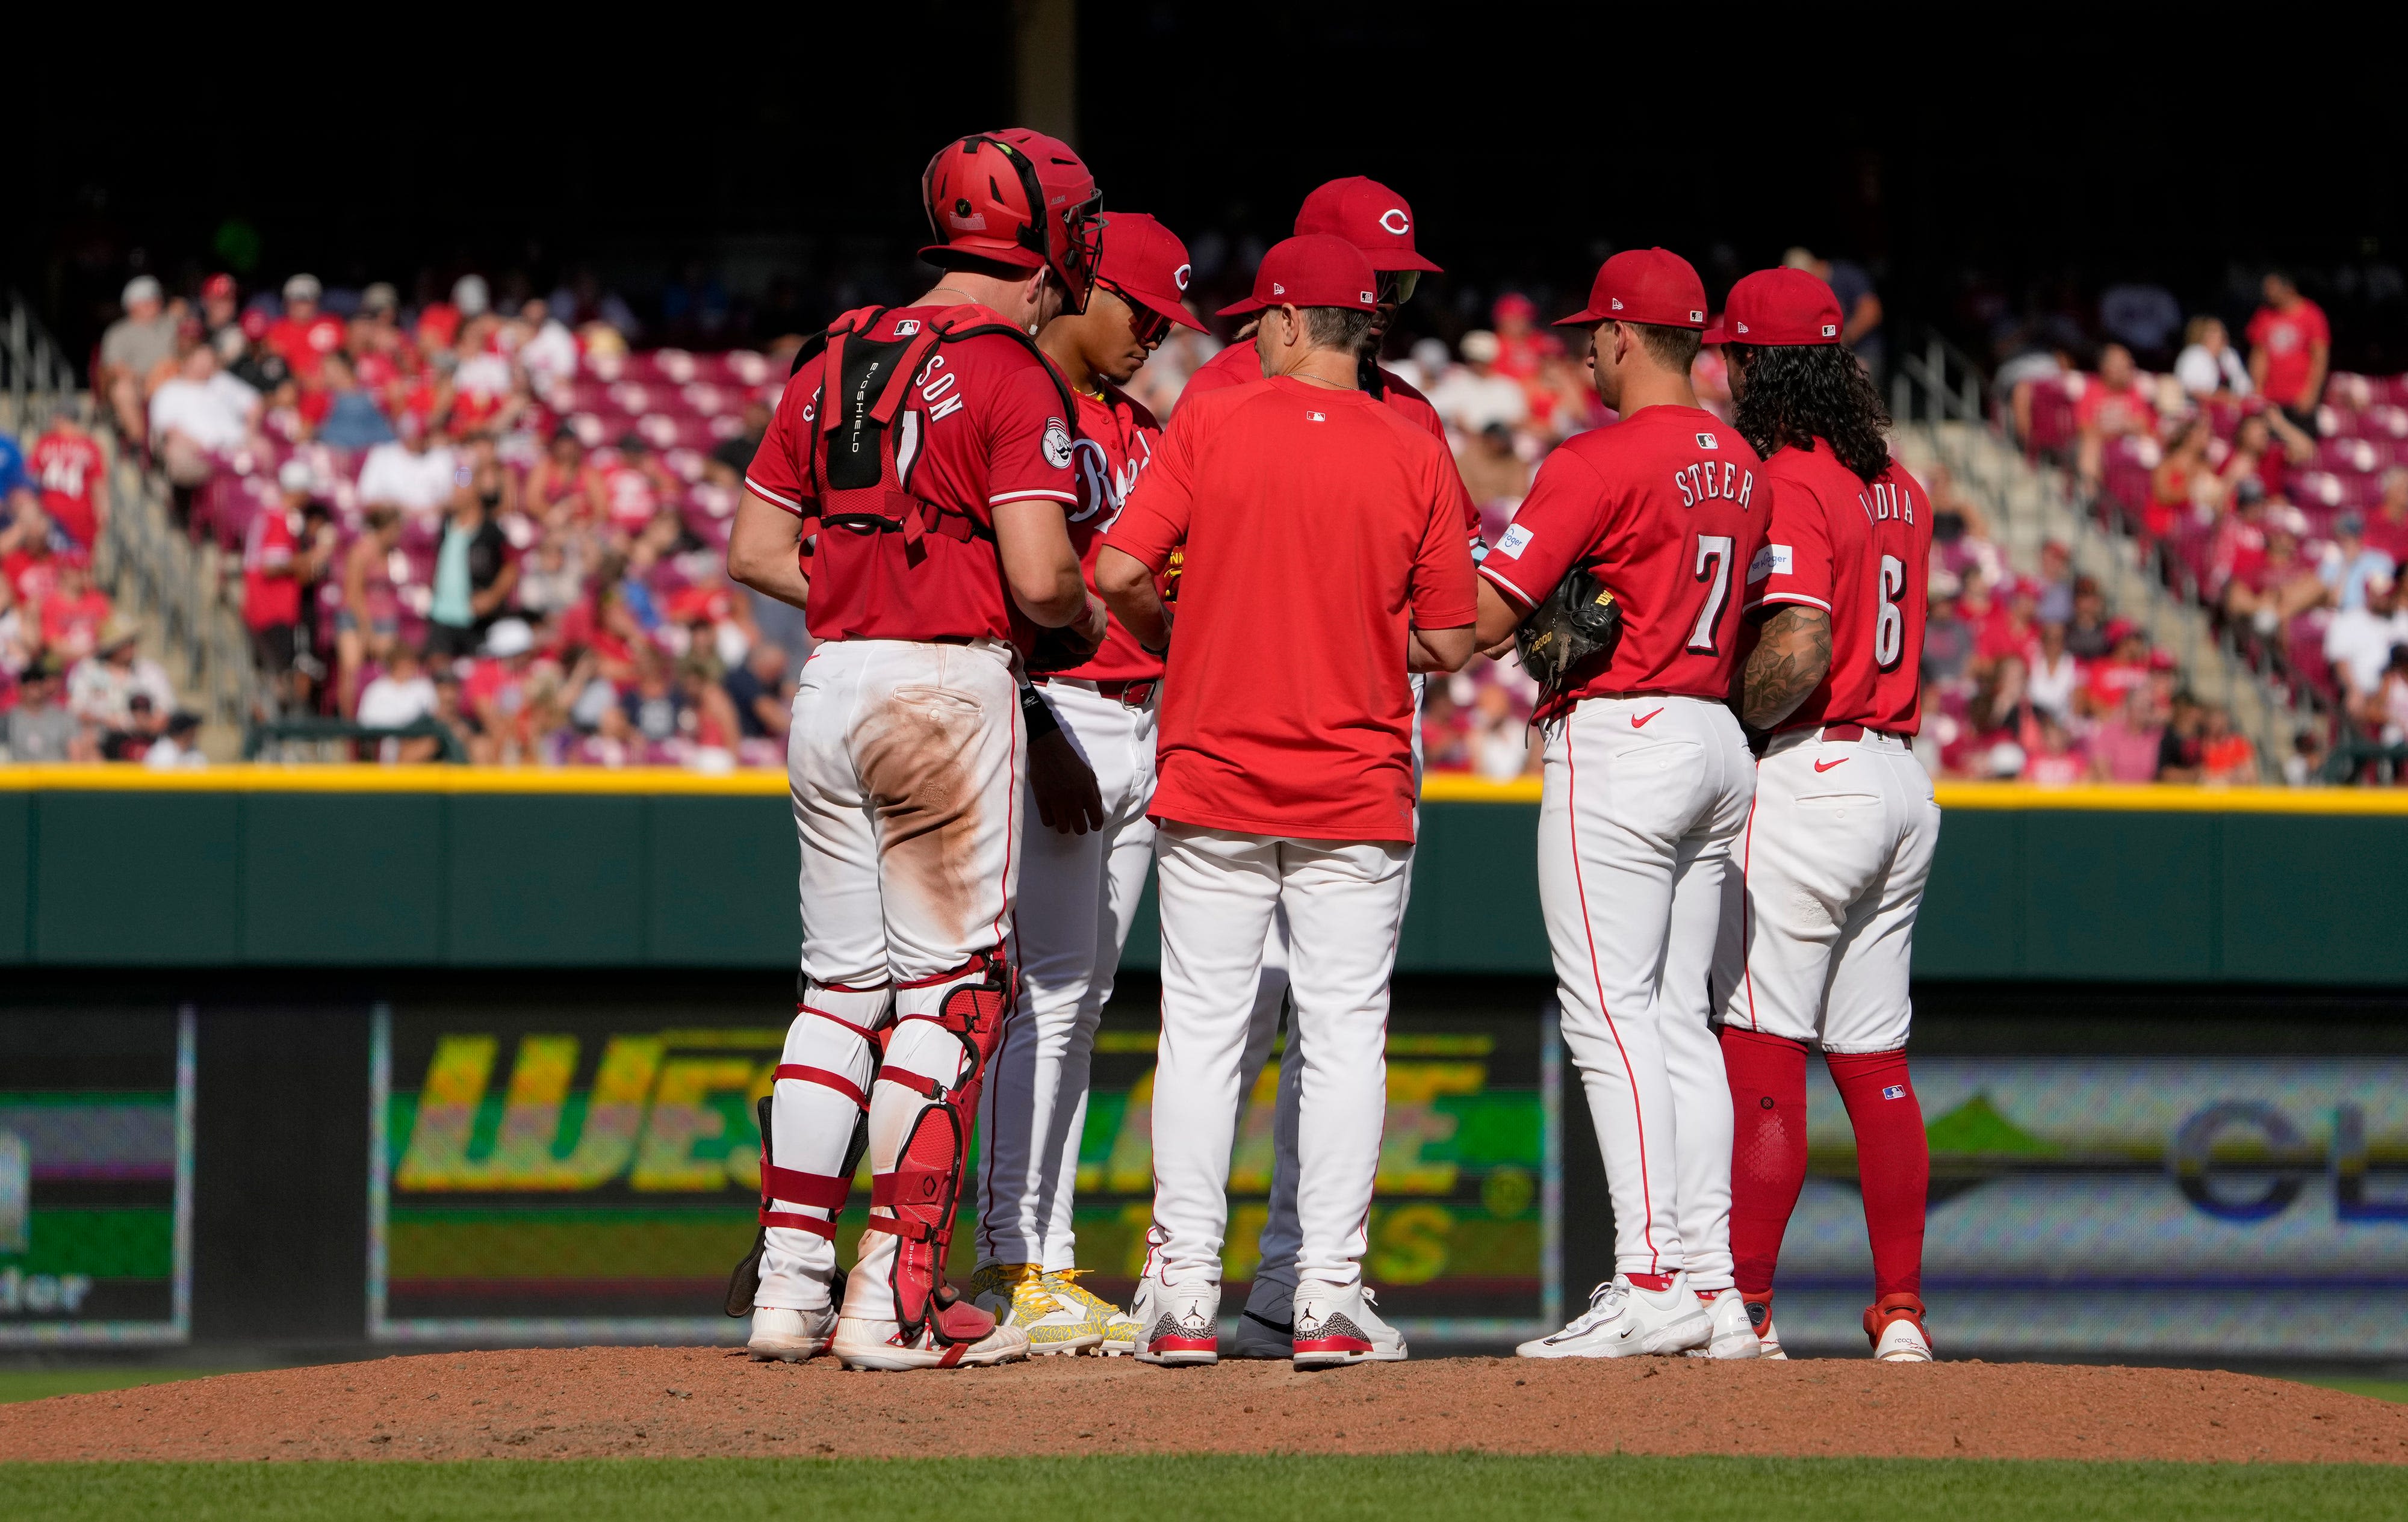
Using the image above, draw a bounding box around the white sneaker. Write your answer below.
[1292,1279,1407,1367]
[1131,1274,1220,1366]
[1681,1288,1763,1360]
[747,1304,836,1363]
[1516,1275,1712,1359]
[967,1263,1101,1358]
[1867,1293,1934,1362]
[1749,1297,1789,1360]
[830,1313,1031,1371]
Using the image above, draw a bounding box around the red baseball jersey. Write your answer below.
[1745,440,1931,735]
[1103,376,1477,843]
[744,305,1078,645]
[1052,380,1165,682]
[1181,339,1482,543]
[30,430,103,548]
[1478,404,1766,710]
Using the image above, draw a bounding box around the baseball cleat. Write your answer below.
[1866,1292,1933,1362]
[968,1262,1102,1357]
[1746,1295,1788,1360]
[830,1311,1031,1372]
[1517,1274,1712,1359]
[1682,1288,1764,1360]
[1041,1269,1138,1356]
[747,1304,836,1363]
[1291,1279,1407,1367]
[1131,1273,1220,1366]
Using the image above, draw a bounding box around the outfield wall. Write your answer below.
[1,768,2404,982]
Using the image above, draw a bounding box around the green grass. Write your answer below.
[0,1369,235,1405]
[2300,1378,2408,1404]
[4,1456,2406,1521]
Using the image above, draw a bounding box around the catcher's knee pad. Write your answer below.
[861,953,1013,1339]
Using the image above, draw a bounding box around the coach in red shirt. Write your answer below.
[1096,234,1476,1367]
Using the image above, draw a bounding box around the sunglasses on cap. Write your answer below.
[1376,270,1420,308]
[1099,280,1172,348]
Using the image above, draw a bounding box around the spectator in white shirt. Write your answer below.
[1429,330,1528,438]
[358,645,439,728]
[2325,573,2408,700]
[147,348,258,485]
[356,415,461,517]
[2025,620,2081,720]
[2319,513,2395,613]
[67,623,178,730]
[515,299,579,388]
[2174,315,2252,400]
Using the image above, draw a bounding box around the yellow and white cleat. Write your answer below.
[1044,1269,1140,1356]
[968,1261,1102,1357]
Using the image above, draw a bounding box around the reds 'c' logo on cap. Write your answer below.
[1379,208,1410,235]
[1174,264,1191,292]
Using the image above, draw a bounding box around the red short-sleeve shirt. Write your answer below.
[745,305,1078,645]
[2247,300,2330,408]
[1105,376,1477,843]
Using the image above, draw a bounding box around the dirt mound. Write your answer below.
[4,1347,2402,1465]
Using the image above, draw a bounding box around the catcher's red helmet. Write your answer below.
[920,129,1105,313]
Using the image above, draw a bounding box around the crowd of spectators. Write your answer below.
[2003,270,2408,782]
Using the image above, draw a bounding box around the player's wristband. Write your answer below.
[1019,684,1061,740]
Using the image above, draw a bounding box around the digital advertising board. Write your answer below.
[370,1003,1563,1345]
[0,1008,194,1347]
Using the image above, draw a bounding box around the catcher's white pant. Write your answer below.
[976,679,1159,1269]
[1538,693,1751,1288]
[1719,727,1939,1052]
[1149,825,1410,1289]
[754,637,1023,1315]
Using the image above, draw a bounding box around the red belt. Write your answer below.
[1034,675,1156,708]
[1820,723,1905,742]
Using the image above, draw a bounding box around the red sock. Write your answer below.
[1720,1026,1808,1299]
[1824,1048,1929,1301]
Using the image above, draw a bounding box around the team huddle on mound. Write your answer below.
[722,129,1938,1373]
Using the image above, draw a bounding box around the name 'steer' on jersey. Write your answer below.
[1480,405,1769,709]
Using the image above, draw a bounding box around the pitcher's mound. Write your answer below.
[4,1346,2403,1464]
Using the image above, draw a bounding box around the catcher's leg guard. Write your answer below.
[849,953,1011,1342]
[746,982,889,1312]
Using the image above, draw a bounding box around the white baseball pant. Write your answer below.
[976,679,1159,1270]
[1538,693,1752,1288]
[1149,825,1410,1290]
[1230,673,1426,1317]
[754,637,1023,1318]
[1720,728,1940,1051]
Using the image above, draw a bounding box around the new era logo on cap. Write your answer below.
[1271,282,1286,295]
[1610,298,1624,310]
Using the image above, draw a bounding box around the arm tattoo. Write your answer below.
[1742,606,1834,731]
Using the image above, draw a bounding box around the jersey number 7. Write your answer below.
[1687,534,1734,654]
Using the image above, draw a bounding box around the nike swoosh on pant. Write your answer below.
[1814,758,1849,772]
[1631,708,1664,728]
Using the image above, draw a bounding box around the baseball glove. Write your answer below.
[1514,566,1622,701]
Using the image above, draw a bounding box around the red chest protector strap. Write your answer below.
[793,305,1076,563]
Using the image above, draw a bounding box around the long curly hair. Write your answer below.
[1730,344,1893,484]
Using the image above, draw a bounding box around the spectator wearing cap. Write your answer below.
[2082,622,2153,717]
[199,274,241,350]
[357,645,447,762]
[2247,270,2330,428]
[265,275,346,383]
[99,276,181,441]
[2174,315,2251,401]
[424,463,518,662]
[1490,292,1562,381]
[0,659,84,763]
[462,617,547,764]
[67,619,175,735]
[1782,247,1882,375]
[2324,572,2408,705]
[1429,330,1528,438]
[225,308,293,397]
[2321,513,2396,614]
[29,405,108,553]
[243,460,324,705]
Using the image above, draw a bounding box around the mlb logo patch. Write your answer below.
[1882,1084,1907,1100]
[894,320,922,336]
[1821,323,1838,338]
[1696,433,1719,449]
[1306,410,1327,422]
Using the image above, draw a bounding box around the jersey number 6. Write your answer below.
[1687,534,1734,654]
[1874,553,1906,671]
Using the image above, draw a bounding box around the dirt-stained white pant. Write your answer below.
[1719,728,1939,1052]
[975,679,1158,1270]
[1538,693,1753,1289]
[1149,825,1410,1290]
[754,637,1023,1317]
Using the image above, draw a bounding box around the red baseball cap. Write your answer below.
[1556,247,1708,330]
[202,273,237,302]
[1702,268,1843,345]
[1292,177,1442,274]
[1093,211,1207,332]
[1217,235,1379,317]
